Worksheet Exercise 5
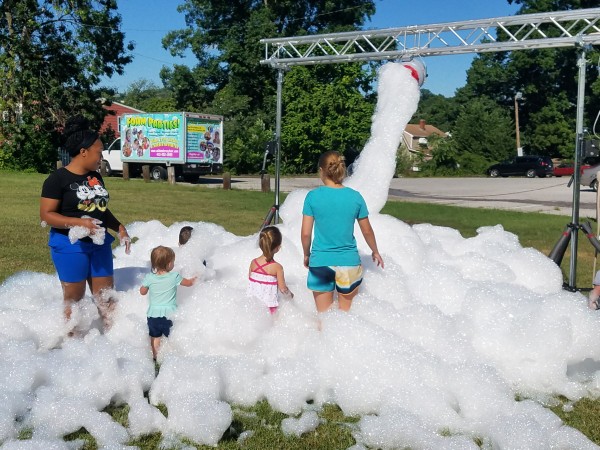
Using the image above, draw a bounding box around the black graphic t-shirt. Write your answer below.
[41,168,110,234]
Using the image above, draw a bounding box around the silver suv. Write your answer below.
[581,164,600,191]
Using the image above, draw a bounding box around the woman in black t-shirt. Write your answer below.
[40,116,131,331]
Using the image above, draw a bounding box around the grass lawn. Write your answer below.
[1,171,600,448]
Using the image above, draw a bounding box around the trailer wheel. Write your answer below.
[151,166,167,180]
[103,161,112,176]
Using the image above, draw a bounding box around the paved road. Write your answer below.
[198,175,600,218]
[387,177,598,218]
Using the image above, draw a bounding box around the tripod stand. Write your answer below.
[258,69,286,231]
[549,221,600,291]
[259,204,279,231]
[547,43,598,291]
[259,139,278,231]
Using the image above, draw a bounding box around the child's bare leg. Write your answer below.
[313,291,334,312]
[150,337,161,360]
[338,288,359,311]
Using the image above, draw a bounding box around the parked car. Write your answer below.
[553,157,600,177]
[102,138,122,176]
[553,162,592,177]
[487,155,554,178]
[580,163,600,191]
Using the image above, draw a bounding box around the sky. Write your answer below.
[102,0,521,98]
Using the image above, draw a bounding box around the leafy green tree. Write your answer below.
[452,96,515,163]
[414,90,458,133]
[119,79,176,112]
[0,0,133,171]
[162,0,376,173]
[456,0,600,160]
[526,93,575,157]
[425,134,460,174]
[281,64,375,173]
[164,0,374,110]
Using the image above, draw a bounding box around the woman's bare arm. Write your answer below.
[40,197,99,231]
[358,217,384,268]
[301,215,314,268]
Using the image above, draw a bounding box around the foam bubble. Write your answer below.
[281,410,320,436]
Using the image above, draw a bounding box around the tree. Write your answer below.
[452,97,515,163]
[456,0,600,160]
[281,64,376,173]
[0,0,133,171]
[119,79,176,112]
[164,0,375,110]
[162,0,376,173]
[414,90,458,133]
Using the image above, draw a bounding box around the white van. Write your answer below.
[102,138,122,176]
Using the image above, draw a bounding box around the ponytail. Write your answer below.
[258,226,282,262]
[318,150,346,184]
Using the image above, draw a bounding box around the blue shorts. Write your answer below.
[307,265,363,294]
[147,316,173,338]
[49,229,114,283]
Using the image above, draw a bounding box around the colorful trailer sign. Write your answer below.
[185,115,223,165]
[118,112,224,178]
[120,113,185,164]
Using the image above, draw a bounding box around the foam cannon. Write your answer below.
[402,58,427,87]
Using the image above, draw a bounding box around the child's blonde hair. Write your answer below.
[150,245,175,273]
[319,150,346,184]
[259,226,282,262]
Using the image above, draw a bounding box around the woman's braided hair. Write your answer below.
[63,115,99,157]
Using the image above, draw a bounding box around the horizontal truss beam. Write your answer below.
[260,8,600,67]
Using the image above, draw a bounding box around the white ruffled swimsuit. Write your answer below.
[247,259,279,308]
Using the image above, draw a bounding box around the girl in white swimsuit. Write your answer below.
[247,226,293,314]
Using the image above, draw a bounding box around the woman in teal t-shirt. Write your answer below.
[301,151,384,312]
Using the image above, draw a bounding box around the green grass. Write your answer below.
[3,170,600,448]
[0,172,277,282]
[59,402,359,450]
[551,397,600,445]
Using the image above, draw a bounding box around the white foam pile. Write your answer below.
[2,63,600,449]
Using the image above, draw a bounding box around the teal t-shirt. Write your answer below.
[141,271,183,318]
[302,186,369,267]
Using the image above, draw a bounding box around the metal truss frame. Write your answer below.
[260,8,600,289]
